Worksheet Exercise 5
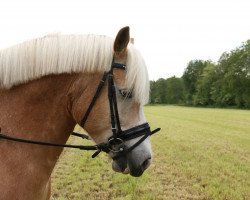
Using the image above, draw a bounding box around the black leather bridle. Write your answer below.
[0,59,160,159]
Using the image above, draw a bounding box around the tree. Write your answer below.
[165,76,184,104]
[212,40,250,108]
[150,39,250,108]
[150,77,185,104]
[194,62,216,106]
[182,60,208,104]
[150,78,167,103]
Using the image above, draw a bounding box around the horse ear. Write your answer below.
[114,26,130,54]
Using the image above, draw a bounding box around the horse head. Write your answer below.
[71,27,154,177]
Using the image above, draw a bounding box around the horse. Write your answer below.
[0,27,157,199]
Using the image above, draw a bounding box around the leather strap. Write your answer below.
[80,73,108,127]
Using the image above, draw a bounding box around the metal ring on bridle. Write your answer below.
[108,138,125,153]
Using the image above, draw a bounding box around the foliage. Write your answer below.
[182,60,208,104]
[193,62,217,106]
[150,76,184,104]
[150,39,250,108]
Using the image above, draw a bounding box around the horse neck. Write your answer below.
[0,72,103,199]
[0,74,87,199]
[0,73,79,141]
[0,74,81,188]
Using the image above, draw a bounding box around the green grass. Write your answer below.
[51,106,250,200]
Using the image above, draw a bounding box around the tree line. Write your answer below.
[150,39,250,108]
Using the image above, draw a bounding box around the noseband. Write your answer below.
[0,59,160,159]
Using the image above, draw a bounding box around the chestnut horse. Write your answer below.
[0,27,153,199]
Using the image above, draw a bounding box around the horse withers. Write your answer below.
[0,27,158,199]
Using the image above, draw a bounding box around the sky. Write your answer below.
[0,0,250,80]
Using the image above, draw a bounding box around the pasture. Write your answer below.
[51,106,250,200]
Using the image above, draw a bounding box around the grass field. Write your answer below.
[51,106,250,200]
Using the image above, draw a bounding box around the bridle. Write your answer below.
[0,58,160,159]
[79,59,160,159]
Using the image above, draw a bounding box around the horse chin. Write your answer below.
[112,161,130,175]
[122,168,130,174]
[112,158,151,177]
[112,157,128,173]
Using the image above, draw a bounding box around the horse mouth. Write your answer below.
[122,168,130,174]
[113,165,142,177]
[111,154,152,176]
[112,161,148,177]
[112,160,132,175]
[112,159,127,173]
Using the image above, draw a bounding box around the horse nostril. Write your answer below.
[141,157,151,171]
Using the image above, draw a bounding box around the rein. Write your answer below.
[0,59,160,159]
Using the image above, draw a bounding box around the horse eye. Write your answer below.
[119,89,133,98]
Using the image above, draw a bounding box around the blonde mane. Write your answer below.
[0,34,149,104]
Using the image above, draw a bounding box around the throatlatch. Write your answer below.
[0,59,160,159]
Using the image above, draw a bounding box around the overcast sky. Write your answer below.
[0,0,250,80]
